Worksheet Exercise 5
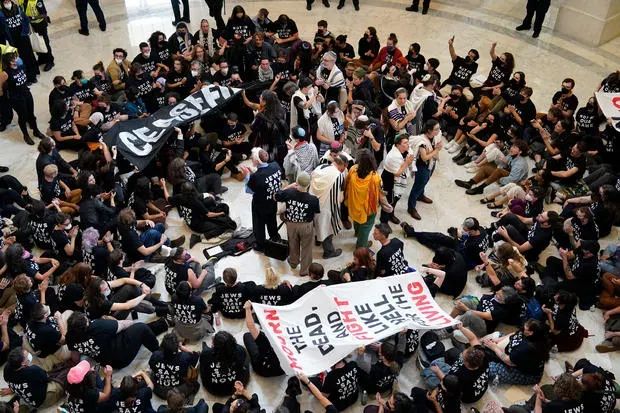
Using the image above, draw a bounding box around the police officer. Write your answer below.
[0,0,39,82]
[0,42,16,131]
[17,0,54,71]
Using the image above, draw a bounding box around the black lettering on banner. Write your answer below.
[304,308,335,355]
[286,325,308,353]
[105,85,240,170]
[354,303,389,335]
[327,311,350,338]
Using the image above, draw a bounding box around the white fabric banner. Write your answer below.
[252,272,458,375]
[595,92,620,132]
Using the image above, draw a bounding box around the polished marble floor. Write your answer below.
[0,0,619,411]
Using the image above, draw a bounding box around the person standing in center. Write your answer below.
[276,172,320,277]
[407,119,442,220]
[345,149,381,248]
[246,148,282,253]
[75,0,106,36]
[171,0,190,26]
[516,0,551,38]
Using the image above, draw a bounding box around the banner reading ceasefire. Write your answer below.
[252,272,458,375]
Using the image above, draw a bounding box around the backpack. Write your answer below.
[417,331,445,368]
[522,297,544,323]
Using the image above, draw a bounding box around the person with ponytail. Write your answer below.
[542,290,588,352]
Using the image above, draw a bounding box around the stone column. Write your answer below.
[554,0,620,46]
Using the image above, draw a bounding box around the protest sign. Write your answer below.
[595,92,620,132]
[252,272,457,375]
[104,85,240,170]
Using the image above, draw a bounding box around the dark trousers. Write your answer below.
[408,230,458,252]
[75,0,106,31]
[9,92,39,136]
[251,201,279,249]
[496,213,530,237]
[12,36,39,81]
[205,0,225,30]
[522,0,551,33]
[338,0,360,6]
[380,170,399,222]
[171,0,190,22]
[0,94,12,127]
[543,256,596,308]
[30,20,54,64]
[411,0,430,11]
[109,322,160,369]
[243,332,284,377]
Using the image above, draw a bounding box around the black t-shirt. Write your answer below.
[49,110,74,136]
[505,331,544,376]
[199,344,248,396]
[4,365,49,407]
[551,304,580,338]
[85,298,114,320]
[112,386,153,413]
[269,19,298,41]
[559,154,586,185]
[250,332,284,376]
[571,253,600,283]
[69,82,94,102]
[168,194,211,231]
[448,355,489,403]
[526,222,553,260]
[126,75,154,99]
[513,99,537,126]
[376,238,409,277]
[247,162,282,208]
[208,282,254,319]
[542,399,584,413]
[524,198,544,218]
[118,226,145,263]
[172,296,207,324]
[224,16,255,41]
[57,283,85,312]
[484,57,511,87]
[29,212,55,249]
[165,261,190,295]
[294,280,326,299]
[462,230,491,269]
[575,106,599,135]
[434,386,461,413]
[132,53,159,75]
[99,103,123,124]
[581,363,616,413]
[15,291,38,326]
[26,317,62,358]
[89,74,113,96]
[252,284,293,306]
[321,361,360,411]
[40,178,62,203]
[406,53,426,73]
[439,252,467,297]
[275,189,320,223]
[446,56,478,87]
[552,91,579,113]
[366,362,397,394]
[477,294,509,332]
[66,388,100,413]
[67,319,118,363]
[220,123,246,143]
[149,350,198,389]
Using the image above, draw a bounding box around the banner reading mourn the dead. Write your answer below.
[595,92,620,132]
[104,85,241,170]
[252,272,457,375]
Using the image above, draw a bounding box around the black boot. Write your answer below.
[33,129,46,140]
[23,133,34,145]
[337,1,344,9]
[148,318,169,335]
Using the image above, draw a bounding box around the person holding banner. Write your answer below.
[242,301,284,377]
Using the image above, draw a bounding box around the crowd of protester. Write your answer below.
[0,0,619,412]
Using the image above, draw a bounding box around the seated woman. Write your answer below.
[81,227,113,278]
[12,274,50,327]
[156,389,208,413]
[327,247,375,283]
[410,374,462,413]
[4,243,60,287]
[149,333,200,401]
[40,164,81,216]
[25,303,71,371]
[78,184,117,235]
[107,249,156,288]
[65,360,114,413]
[49,100,84,151]
[561,183,618,238]
[164,248,218,296]
[242,301,284,378]
[542,290,588,352]
[171,281,213,342]
[3,347,65,410]
[358,341,401,395]
[50,213,81,266]
[251,267,293,306]
[555,206,599,249]
[475,244,527,289]
[211,381,263,413]
[112,372,156,413]
[167,156,225,197]
[568,358,616,413]
[129,176,168,225]
[161,179,236,246]
[84,276,156,321]
[25,199,56,250]
[199,331,249,396]
[65,312,161,369]
[116,207,184,264]
[484,319,551,385]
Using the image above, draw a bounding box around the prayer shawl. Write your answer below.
[410,83,435,114]
[197,30,215,56]
[317,110,345,157]
[290,89,322,130]
[383,146,415,197]
[345,165,381,224]
[409,132,442,172]
[310,164,346,241]
[283,142,319,182]
[315,64,345,89]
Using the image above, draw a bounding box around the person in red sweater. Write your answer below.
[370,33,403,72]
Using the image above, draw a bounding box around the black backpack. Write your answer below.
[417,331,445,368]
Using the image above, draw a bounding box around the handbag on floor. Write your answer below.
[264,221,288,261]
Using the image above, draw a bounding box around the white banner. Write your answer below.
[595,92,620,132]
[252,272,457,375]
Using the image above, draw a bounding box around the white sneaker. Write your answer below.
[448,143,463,154]
[445,140,455,150]
[160,245,172,256]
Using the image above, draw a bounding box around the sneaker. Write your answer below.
[170,235,186,248]
[465,186,484,195]
[323,249,343,259]
[203,256,219,267]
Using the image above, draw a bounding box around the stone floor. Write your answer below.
[0,0,619,411]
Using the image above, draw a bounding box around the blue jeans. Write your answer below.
[408,164,431,210]
[421,358,451,389]
[140,223,170,260]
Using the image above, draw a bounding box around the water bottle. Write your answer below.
[361,390,368,406]
[214,312,221,327]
